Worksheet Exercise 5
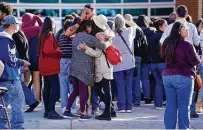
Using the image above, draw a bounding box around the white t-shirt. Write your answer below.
[160,18,200,46]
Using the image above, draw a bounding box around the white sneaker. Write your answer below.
[126,110,132,113]
[155,107,164,110]
[92,108,100,116]
[62,107,66,113]
[117,110,126,113]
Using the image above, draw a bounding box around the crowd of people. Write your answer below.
[0,1,203,129]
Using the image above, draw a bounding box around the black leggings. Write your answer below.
[94,78,113,114]
[43,74,60,112]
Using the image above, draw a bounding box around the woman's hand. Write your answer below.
[80,42,88,50]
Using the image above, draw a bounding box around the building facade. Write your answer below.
[176,0,202,23]
[5,0,202,29]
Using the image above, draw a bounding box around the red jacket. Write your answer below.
[39,33,62,76]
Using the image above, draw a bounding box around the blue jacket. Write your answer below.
[0,31,24,81]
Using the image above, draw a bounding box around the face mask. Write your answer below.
[14,24,20,33]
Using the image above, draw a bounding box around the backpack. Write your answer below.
[103,45,122,67]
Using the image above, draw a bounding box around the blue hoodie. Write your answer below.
[0,31,24,81]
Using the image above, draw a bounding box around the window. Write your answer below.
[62,0,93,3]
[62,9,82,17]
[124,0,148,3]
[6,0,17,3]
[151,8,173,16]
[97,9,121,17]
[13,9,17,17]
[20,0,58,3]
[151,0,174,2]
[96,0,120,3]
[123,9,148,16]
[20,9,59,17]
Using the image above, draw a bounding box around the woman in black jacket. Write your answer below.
[12,30,39,112]
[136,15,156,105]
[150,19,167,109]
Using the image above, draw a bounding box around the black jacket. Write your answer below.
[134,27,148,59]
[12,30,29,61]
[141,27,156,64]
[150,31,165,63]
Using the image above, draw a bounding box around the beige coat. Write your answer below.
[85,41,113,82]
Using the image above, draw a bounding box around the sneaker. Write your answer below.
[47,111,64,120]
[44,111,49,118]
[91,109,100,116]
[155,107,164,110]
[79,114,92,121]
[190,112,199,118]
[117,109,126,113]
[62,107,66,114]
[63,110,79,119]
[133,104,140,107]
[196,107,203,113]
[126,110,132,113]
[111,110,117,117]
[95,113,111,121]
[145,98,152,104]
[25,101,40,112]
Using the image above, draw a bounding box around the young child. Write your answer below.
[80,28,117,121]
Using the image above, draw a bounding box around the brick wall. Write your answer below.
[176,0,199,23]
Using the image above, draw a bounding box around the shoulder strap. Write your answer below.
[118,31,134,56]
[102,50,110,68]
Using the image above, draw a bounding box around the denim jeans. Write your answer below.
[163,75,194,129]
[151,63,166,107]
[198,62,203,98]
[132,62,141,105]
[114,68,134,110]
[141,64,150,98]
[0,80,25,129]
[59,58,75,109]
[21,81,37,105]
[20,68,37,105]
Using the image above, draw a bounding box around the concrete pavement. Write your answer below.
[17,102,203,129]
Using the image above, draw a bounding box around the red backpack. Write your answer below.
[103,45,122,67]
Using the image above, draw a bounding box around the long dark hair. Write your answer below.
[76,20,93,34]
[161,21,185,63]
[91,20,104,36]
[136,15,150,28]
[153,19,166,31]
[38,16,55,55]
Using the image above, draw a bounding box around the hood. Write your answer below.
[0,31,13,40]
[22,13,35,28]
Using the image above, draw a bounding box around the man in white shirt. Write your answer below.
[160,5,199,47]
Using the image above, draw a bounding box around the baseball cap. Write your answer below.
[3,15,22,25]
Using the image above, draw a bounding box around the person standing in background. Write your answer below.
[38,17,63,119]
[0,15,30,129]
[22,13,43,101]
[161,21,200,129]
[160,5,200,118]
[150,19,167,109]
